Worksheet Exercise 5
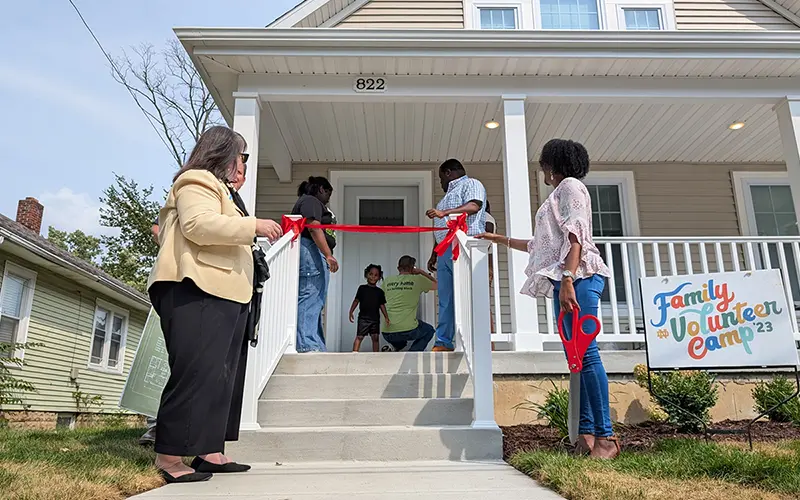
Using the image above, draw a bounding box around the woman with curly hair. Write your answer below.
[479,138,619,459]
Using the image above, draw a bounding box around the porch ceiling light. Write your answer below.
[484,120,500,130]
[728,122,745,130]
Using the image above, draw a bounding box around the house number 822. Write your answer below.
[354,77,386,93]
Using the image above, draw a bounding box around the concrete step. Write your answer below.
[274,352,468,375]
[261,373,472,400]
[226,425,503,462]
[257,398,474,427]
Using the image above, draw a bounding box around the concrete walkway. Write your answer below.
[132,461,564,499]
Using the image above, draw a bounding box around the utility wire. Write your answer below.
[66,0,175,157]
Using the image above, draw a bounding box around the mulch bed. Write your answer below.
[502,420,800,459]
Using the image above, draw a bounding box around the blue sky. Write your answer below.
[0,0,300,235]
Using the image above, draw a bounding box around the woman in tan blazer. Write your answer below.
[147,126,282,483]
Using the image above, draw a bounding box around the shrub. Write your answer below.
[634,363,719,432]
[752,376,800,423]
[0,342,40,408]
[514,381,570,439]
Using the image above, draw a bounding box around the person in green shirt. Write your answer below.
[381,255,437,352]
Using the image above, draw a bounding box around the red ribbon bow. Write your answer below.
[433,213,468,261]
[557,308,601,373]
[281,216,306,242]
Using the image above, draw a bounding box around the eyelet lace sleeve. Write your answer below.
[553,179,595,270]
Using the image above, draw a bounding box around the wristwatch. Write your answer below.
[562,270,577,282]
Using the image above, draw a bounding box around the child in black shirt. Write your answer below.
[349,264,390,352]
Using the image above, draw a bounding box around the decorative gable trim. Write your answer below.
[321,0,372,27]
[268,0,331,28]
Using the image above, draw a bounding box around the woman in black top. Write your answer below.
[292,176,339,352]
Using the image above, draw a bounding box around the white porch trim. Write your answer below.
[232,93,261,213]
[320,0,371,27]
[326,170,435,352]
[776,98,800,231]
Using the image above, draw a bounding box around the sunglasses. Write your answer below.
[239,153,250,164]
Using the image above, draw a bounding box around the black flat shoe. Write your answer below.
[159,469,213,483]
[191,456,251,473]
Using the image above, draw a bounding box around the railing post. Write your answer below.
[467,238,499,430]
[284,215,303,354]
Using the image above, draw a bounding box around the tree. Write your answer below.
[98,175,161,293]
[111,39,221,169]
[47,227,102,264]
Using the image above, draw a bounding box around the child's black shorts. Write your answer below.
[356,318,380,337]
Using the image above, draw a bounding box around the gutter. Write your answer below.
[0,229,149,309]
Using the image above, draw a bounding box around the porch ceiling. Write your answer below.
[264,101,782,164]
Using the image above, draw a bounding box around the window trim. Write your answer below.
[466,0,534,30]
[0,262,37,362]
[87,298,129,375]
[536,0,608,30]
[607,1,676,30]
[732,171,791,237]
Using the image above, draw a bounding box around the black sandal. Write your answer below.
[191,456,251,473]
[159,469,213,483]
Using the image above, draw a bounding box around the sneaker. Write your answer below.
[139,430,156,447]
[381,345,395,352]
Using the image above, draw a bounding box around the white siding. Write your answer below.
[675,0,799,30]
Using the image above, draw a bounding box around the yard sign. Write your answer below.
[641,270,799,370]
[119,308,169,417]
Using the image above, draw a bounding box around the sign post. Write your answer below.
[119,308,169,418]
[640,269,800,447]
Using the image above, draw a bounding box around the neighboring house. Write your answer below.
[0,198,149,428]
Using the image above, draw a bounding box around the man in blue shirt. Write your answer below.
[425,159,487,352]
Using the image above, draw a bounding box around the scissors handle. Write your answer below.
[558,309,601,373]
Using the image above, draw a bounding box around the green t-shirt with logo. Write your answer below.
[382,274,434,333]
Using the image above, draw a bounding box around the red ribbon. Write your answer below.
[280,213,469,260]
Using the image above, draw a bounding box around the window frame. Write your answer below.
[607,1,676,30]
[466,0,534,30]
[86,299,129,375]
[0,262,37,362]
[732,172,793,237]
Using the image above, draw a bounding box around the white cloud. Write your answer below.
[38,188,117,237]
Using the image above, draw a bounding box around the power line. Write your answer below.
[66,0,175,157]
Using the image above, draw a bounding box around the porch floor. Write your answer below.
[131,460,564,499]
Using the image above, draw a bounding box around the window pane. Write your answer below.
[750,186,774,213]
[359,199,404,226]
[754,213,778,236]
[623,8,662,30]
[0,316,18,345]
[776,214,799,236]
[600,214,624,237]
[541,0,599,29]
[598,185,620,212]
[1,274,26,319]
[91,308,108,365]
[479,8,517,29]
[108,315,124,368]
[770,186,794,213]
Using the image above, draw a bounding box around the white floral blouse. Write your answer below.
[521,177,612,298]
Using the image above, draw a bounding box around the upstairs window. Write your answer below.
[622,8,663,30]
[540,0,600,30]
[479,7,519,29]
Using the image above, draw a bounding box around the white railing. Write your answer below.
[239,217,302,430]
[451,221,497,430]
[532,236,800,348]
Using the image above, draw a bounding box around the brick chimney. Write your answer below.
[16,197,44,234]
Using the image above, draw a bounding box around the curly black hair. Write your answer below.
[297,176,333,197]
[539,139,590,180]
[364,264,384,280]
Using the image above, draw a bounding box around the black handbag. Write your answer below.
[229,186,270,347]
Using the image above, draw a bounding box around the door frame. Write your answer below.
[327,170,435,352]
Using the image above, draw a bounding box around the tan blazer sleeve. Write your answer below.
[174,171,257,247]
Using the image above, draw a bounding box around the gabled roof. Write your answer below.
[268,0,367,28]
[0,214,150,311]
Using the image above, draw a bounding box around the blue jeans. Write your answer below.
[384,321,435,352]
[552,274,613,437]
[296,237,329,353]
[434,247,455,349]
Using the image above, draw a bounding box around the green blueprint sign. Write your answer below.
[119,309,168,417]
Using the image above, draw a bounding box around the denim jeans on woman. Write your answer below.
[552,274,614,437]
[296,237,329,353]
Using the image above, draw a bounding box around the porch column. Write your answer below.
[502,96,542,351]
[776,98,800,224]
[232,92,261,215]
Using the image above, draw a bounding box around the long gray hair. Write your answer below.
[173,126,247,183]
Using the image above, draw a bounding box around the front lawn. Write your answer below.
[0,427,162,500]
[508,437,800,500]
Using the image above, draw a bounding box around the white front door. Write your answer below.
[339,186,420,352]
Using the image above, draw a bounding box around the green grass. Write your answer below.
[0,426,161,500]
[509,439,800,500]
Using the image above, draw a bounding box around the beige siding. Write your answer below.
[256,162,786,336]
[0,252,146,413]
[336,0,464,28]
[675,0,799,30]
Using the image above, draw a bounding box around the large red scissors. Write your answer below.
[558,307,601,445]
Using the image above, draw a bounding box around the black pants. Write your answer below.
[149,279,249,456]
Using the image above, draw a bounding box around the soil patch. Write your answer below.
[502,420,800,459]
